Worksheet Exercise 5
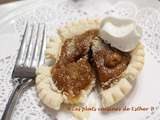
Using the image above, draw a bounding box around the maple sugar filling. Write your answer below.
[52,30,98,99]
[51,29,131,99]
[93,42,131,89]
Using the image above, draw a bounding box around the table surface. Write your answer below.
[0,0,160,20]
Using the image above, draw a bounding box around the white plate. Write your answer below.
[0,0,160,120]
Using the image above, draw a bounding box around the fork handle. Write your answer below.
[1,79,34,120]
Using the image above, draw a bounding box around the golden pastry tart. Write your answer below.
[35,19,144,110]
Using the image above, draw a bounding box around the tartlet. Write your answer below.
[35,19,144,110]
[92,38,144,107]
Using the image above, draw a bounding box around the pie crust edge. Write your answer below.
[35,19,144,110]
[35,19,99,110]
[101,43,144,107]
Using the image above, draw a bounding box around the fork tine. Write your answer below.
[31,23,41,68]
[38,24,46,66]
[15,22,29,66]
[24,24,34,66]
[31,24,46,68]
[13,23,46,78]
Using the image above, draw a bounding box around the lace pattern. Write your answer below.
[1,0,160,120]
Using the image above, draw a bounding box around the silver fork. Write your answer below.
[1,22,46,120]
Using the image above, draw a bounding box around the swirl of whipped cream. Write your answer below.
[100,17,142,52]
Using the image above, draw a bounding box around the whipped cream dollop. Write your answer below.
[100,17,142,52]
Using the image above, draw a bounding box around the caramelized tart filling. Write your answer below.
[93,43,131,89]
[52,30,98,98]
[52,56,95,98]
[52,29,131,99]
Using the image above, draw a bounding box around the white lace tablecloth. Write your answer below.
[0,0,160,120]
